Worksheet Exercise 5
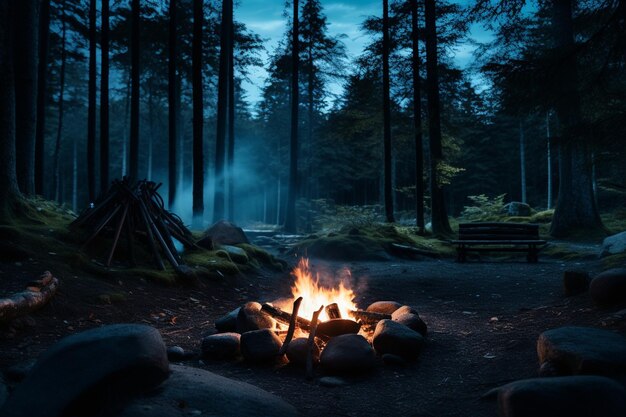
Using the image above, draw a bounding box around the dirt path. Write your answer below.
[1,256,625,416]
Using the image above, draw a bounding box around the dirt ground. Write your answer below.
[1,251,625,417]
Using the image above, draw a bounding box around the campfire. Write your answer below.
[202,257,427,378]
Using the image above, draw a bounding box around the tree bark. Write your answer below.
[284,0,300,233]
[382,0,395,223]
[14,0,39,195]
[214,0,233,222]
[52,2,67,202]
[129,0,140,180]
[168,0,177,208]
[35,0,50,196]
[519,119,527,204]
[100,0,110,193]
[549,0,604,237]
[410,0,424,233]
[192,0,204,225]
[424,0,452,236]
[0,0,21,219]
[227,15,235,221]
[546,111,552,209]
[87,0,97,202]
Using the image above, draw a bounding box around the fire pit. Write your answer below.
[202,258,428,377]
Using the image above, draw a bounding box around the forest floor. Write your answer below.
[1,242,626,416]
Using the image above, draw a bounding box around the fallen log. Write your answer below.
[0,272,59,323]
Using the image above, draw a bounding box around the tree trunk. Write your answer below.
[52,2,67,202]
[72,134,77,211]
[549,0,603,237]
[284,0,300,233]
[147,81,154,181]
[519,119,527,204]
[87,0,96,202]
[214,0,232,222]
[410,0,424,233]
[168,0,177,208]
[0,0,21,219]
[129,0,140,180]
[100,0,110,193]
[546,110,552,209]
[192,0,204,226]
[425,0,452,236]
[14,0,39,195]
[35,0,50,196]
[382,0,395,223]
[227,15,235,221]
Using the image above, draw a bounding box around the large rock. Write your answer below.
[236,302,275,333]
[286,337,319,367]
[486,376,626,417]
[0,375,7,409]
[373,319,425,360]
[320,334,376,374]
[563,270,590,297]
[201,220,250,246]
[392,312,427,337]
[219,245,249,264]
[590,268,626,306]
[118,365,298,417]
[503,202,531,217]
[201,332,241,359]
[391,305,418,318]
[602,231,626,257]
[316,319,361,338]
[0,324,169,417]
[215,307,240,333]
[240,329,283,363]
[366,301,402,315]
[537,326,626,377]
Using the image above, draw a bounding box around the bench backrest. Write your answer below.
[458,222,540,241]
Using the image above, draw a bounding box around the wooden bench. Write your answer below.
[452,222,546,263]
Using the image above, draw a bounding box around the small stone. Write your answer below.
[319,376,348,387]
[563,270,590,296]
[201,333,241,360]
[316,319,361,338]
[373,319,425,360]
[392,312,427,337]
[286,338,319,367]
[485,376,626,417]
[590,268,626,306]
[236,302,275,333]
[240,329,283,363]
[167,346,186,362]
[320,334,376,375]
[601,231,626,257]
[366,301,402,315]
[215,308,240,333]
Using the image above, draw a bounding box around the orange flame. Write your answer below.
[282,258,357,322]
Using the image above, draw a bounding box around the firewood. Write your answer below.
[349,309,391,324]
[279,297,303,355]
[325,303,341,319]
[0,272,59,323]
[260,303,311,331]
[306,305,324,379]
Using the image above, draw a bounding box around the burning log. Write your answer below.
[349,309,391,325]
[278,297,303,355]
[260,303,311,331]
[306,305,324,379]
[0,272,59,323]
[71,178,196,270]
[325,303,341,319]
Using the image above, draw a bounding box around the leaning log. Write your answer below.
[0,271,59,323]
[279,297,303,355]
[306,305,324,379]
[349,309,391,325]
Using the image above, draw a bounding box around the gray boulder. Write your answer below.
[219,245,249,264]
[0,324,169,417]
[590,268,626,306]
[563,270,591,297]
[118,365,298,417]
[373,319,425,360]
[602,231,626,257]
[240,329,283,363]
[286,337,319,367]
[537,326,626,377]
[236,302,275,333]
[503,202,531,217]
[320,334,376,374]
[392,312,427,337]
[391,305,419,318]
[202,220,250,246]
[201,332,241,359]
[215,307,240,332]
[485,376,626,417]
[366,301,402,315]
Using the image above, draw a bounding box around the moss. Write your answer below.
[237,243,286,270]
[530,210,554,223]
[183,249,241,275]
[602,253,626,270]
[601,208,626,234]
[543,244,595,261]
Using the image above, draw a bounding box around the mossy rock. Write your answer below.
[292,234,390,261]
